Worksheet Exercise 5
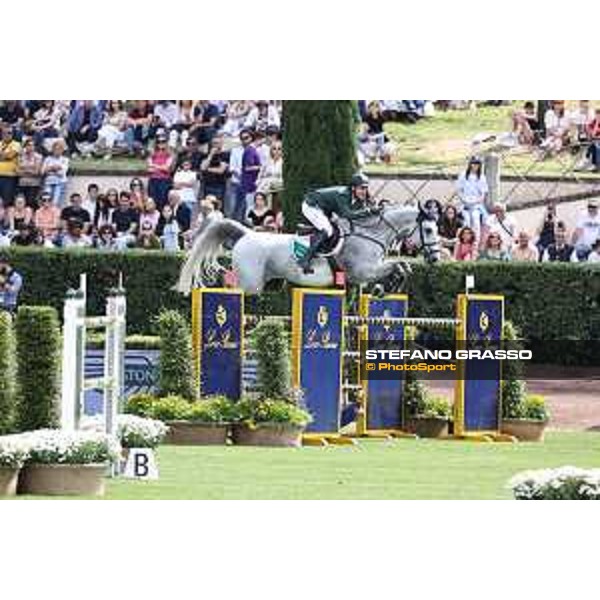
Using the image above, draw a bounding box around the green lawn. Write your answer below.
[86,431,600,500]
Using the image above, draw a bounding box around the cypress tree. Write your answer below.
[282,101,358,230]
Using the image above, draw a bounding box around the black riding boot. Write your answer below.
[298,230,329,274]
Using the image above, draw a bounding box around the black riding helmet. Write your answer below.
[350,173,369,188]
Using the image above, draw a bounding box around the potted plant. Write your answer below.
[501,394,549,442]
[405,394,452,438]
[508,466,600,499]
[18,429,121,496]
[0,437,28,496]
[117,415,169,465]
[148,395,234,445]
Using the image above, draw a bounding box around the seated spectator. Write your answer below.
[147,133,173,209]
[61,193,91,234]
[7,194,34,232]
[0,126,21,206]
[167,189,191,234]
[542,224,578,262]
[535,203,557,258]
[11,222,41,246]
[173,158,199,212]
[572,199,600,260]
[111,192,139,249]
[67,100,103,156]
[169,100,196,150]
[512,101,542,146]
[200,134,229,201]
[83,183,100,216]
[223,100,252,137]
[587,239,600,262]
[247,192,276,231]
[244,101,280,133]
[511,231,539,262]
[33,191,61,244]
[478,231,510,261]
[584,108,600,171]
[453,226,478,261]
[359,101,394,164]
[127,100,153,156]
[94,224,118,251]
[136,221,162,250]
[16,138,43,207]
[438,204,464,255]
[139,198,161,232]
[456,157,488,240]
[62,218,92,248]
[42,139,69,205]
[484,204,516,250]
[93,194,114,230]
[97,100,131,158]
[30,100,62,153]
[128,178,147,211]
[156,204,181,251]
[541,100,571,156]
[257,139,283,195]
[153,101,180,149]
[190,101,220,148]
[570,100,594,142]
[399,237,419,257]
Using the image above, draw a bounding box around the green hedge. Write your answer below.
[0,312,16,434]
[2,248,599,362]
[15,306,61,431]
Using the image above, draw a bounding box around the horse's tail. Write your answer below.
[175,218,248,294]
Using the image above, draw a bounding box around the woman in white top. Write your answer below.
[97,100,130,157]
[172,159,198,212]
[456,157,488,240]
[257,141,283,194]
[42,139,69,205]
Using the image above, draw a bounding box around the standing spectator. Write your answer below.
[111,192,139,249]
[41,139,69,205]
[190,101,220,148]
[173,159,198,213]
[257,139,283,195]
[511,231,539,262]
[227,138,244,219]
[536,203,557,258]
[235,129,261,221]
[33,191,61,244]
[200,134,229,202]
[147,133,173,210]
[0,126,21,206]
[16,138,43,207]
[156,204,181,251]
[67,100,103,156]
[60,193,91,234]
[0,257,23,314]
[167,189,191,234]
[453,226,478,261]
[0,200,9,246]
[484,204,516,250]
[542,224,578,262]
[7,194,33,232]
[478,231,510,261]
[438,204,464,256]
[456,157,488,240]
[0,101,26,139]
[572,199,600,260]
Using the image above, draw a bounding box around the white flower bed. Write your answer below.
[508,466,600,500]
[0,437,29,468]
[80,415,168,449]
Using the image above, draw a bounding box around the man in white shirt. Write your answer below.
[573,199,600,259]
[485,204,516,249]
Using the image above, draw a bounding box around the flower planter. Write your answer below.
[231,423,305,447]
[405,417,449,439]
[501,419,548,442]
[18,464,107,496]
[164,421,229,445]
[0,467,20,496]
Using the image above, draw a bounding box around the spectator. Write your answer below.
[30,100,62,152]
[0,256,23,314]
[257,139,283,195]
[11,222,40,246]
[33,191,61,244]
[190,100,220,147]
[97,100,131,158]
[139,198,161,232]
[16,137,43,206]
[60,193,91,233]
[167,189,191,234]
[193,195,224,232]
[83,183,100,216]
[111,191,139,248]
[227,135,244,218]
[223,101,252,137]
[67,100,103,156]
[244,101,280,133]
[247,192,276,230]
[168,100,195,150]
[94,224,118,251]
[456,157,488,240]
[542,225,578,262]
[153,101,180,143]
[147,132,173,209]
[453,226,478,261]
[93,194,114,230]
[512,101,542,146]
[128,178,147,211]
[0,200,10,246]
[511,231,539,262]
[570,100,594,142]
[7,194,33,232]
[541,100,571,155]
[584,108,600,171]
[156,204,180,251]
[178,136,206,173]
[200,134,229,202]
[587,239,600,262]
[128,101,153,156]
[536,203,557,258]
[478,231,510,261]
[484,204,516,250]
[0,101,26,138]
[235,129,261,221]
[572,199,600,260]
[42,139,69,205]
[136,221,162,250]
[173,158,198,213]
[438,204,464,256]
[62,218,92,248]
[0,126,21,206]
[359,101,394,163]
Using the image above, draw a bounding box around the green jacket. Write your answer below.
[304,186,371,220]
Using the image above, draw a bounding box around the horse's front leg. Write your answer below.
[351,259,408,297]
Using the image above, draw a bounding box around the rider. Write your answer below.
[298,173,378,273]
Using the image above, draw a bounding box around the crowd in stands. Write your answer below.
[0,101,284,250]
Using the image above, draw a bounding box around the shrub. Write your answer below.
[404,370,431,419]
[155,310,195,400]
[148,396,193,421]
[509,467,600,500]
[0,436,29,468]
[15,306,61,432]
[520,394,550,421]
[146,395,235,423]
[501,321,528,419]
[252,319,291,400]
[415,395,453,420]
[124,393,158,418]
[0,312,16,434]
[117,415,169,449]
[232,398,312,428]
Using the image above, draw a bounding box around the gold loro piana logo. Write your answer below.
[317,305,329,327]
[215,304,227,327]
[479,311,490,333]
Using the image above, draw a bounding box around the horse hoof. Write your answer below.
[372,284,385,298]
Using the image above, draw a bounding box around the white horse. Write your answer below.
[176,203,441,295]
